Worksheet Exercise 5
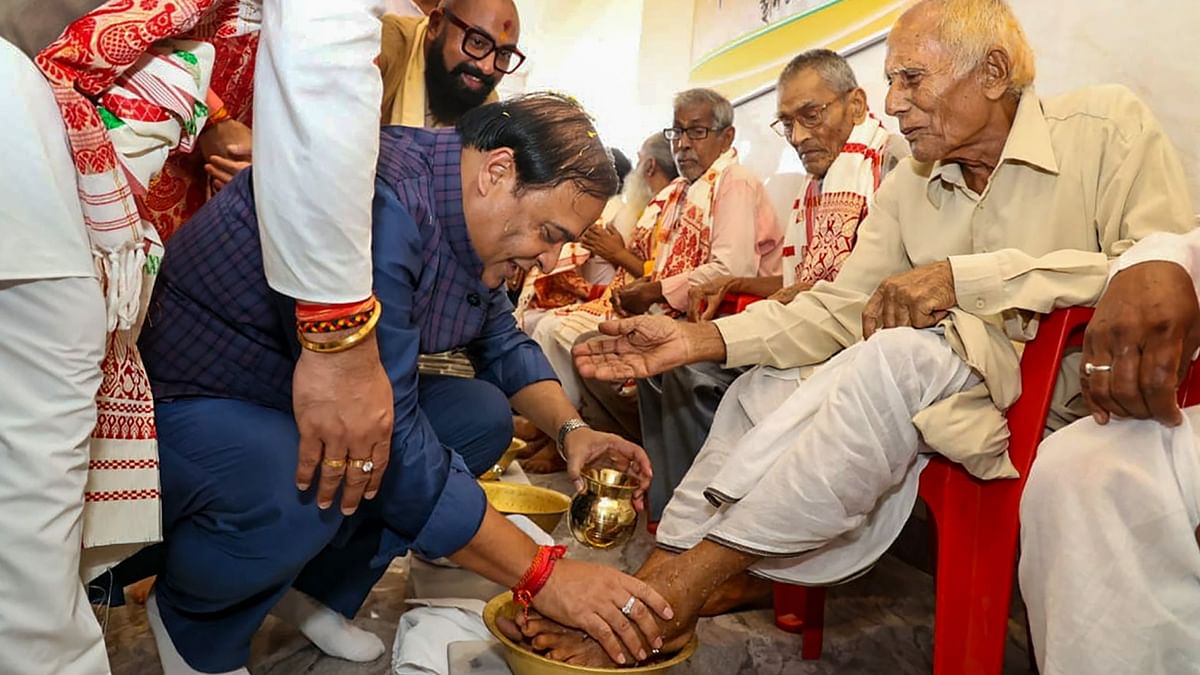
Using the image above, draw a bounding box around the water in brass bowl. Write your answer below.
[482,591,697,675]
[568,468,639,549]
[479,481,571,534]
[480,438,527,481]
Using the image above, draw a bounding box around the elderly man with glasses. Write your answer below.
[634,51,906,549]
[380,0,523,127]
[557,88,782,446]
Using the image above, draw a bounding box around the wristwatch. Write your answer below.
[556,417,590,460]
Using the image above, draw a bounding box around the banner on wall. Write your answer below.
[690,0,906,102]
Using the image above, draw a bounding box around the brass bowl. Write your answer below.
[568,468,639,549]
[482,592,697,674]
[479,438,528,481]
[479,481,571,534]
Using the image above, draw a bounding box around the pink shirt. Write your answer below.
[659,163,784,311]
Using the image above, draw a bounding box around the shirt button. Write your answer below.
[975,299,986,309]
[467,293,481,306]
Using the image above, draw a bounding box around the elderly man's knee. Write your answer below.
[1023,420,1129,520]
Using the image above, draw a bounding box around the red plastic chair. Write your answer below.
[773,307,1097,673]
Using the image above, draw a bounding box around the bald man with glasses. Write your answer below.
[379,0,524,127]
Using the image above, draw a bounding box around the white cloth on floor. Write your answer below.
[1019,411,1200,675]
[530,314,584,408]
[391,598,491,675]
[657,327,979,585]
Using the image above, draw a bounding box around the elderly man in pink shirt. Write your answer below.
[567,88,783,447]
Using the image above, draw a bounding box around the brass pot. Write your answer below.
[482,591,697,674]
[479,438,527,481]
[568,468,639,549]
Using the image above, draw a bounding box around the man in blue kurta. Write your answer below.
[133,94,671,674]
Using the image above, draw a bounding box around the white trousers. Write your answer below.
[1020,412,1200,675]
[0,276,109,675]
[657,328,979,584]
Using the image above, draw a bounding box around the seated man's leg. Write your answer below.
[515,328,980,666]
[418,374,513,476]
[151,398,343,673]
[1020,413,1200,675]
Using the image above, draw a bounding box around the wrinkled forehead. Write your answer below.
[777,69,839,112]
[884,11,947,72]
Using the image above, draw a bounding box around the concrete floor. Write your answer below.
[102,469,1033,675]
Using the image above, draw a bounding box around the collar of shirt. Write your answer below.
[927,88,1060,205]
[428,129,486,282]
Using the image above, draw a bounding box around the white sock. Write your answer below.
[270,589,385,662]
[146,590,249,675]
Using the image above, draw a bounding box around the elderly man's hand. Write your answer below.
[862,261,956,338]
[1082,261,1200,426]
[613,280,663,317]
[581,223,626,262]
[767,281,812,305]
[687,275,737,322]
[573,315,726,381]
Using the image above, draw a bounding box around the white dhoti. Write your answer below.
[657,327,980,585]
[1019,412,1200,675]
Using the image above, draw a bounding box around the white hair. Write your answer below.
[920,0,1036,93]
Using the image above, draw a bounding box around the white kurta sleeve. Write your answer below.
[253,0,384,304]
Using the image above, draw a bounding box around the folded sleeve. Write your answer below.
[466,288,559,396]
[254,0,384,304]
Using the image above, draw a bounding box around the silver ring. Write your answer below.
[1084,362,1113,376]
[620,595,636,616]
[651,647,661,655]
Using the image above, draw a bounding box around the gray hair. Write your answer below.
[779,49,859,94]
[672,88,734,129]
[642,133,679,181]
[918,0,1036,94]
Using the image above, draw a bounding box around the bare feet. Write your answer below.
[520,438,567,474]
[697,572,772,616]
[513,415,542,443]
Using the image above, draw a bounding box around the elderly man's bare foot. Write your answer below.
[520,439,566,473]
[698,572,772,616]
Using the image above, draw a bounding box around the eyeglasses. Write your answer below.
[443,10,526,74]
[662,126,726,142]
[770,96,843,137]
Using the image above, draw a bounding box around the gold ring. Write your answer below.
[348,459,375,473]
[322,458,346,469]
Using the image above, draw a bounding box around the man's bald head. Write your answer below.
[424,0,523,124]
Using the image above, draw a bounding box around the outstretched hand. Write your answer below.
[572,315,727,381]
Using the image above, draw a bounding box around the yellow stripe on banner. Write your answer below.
[689,0,908,101]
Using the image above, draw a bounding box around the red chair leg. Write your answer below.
[927,492,1020,675]
[773,583,826,660]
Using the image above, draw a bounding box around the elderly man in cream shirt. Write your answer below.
[523,1,1197,662]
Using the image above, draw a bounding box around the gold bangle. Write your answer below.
[297,301,382,354]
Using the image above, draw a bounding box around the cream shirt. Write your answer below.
[714,85,1196,478]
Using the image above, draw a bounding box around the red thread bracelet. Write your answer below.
[512,545,567,619]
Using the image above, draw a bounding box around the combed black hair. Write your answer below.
[456,93,619,201]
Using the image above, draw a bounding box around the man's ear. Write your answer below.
[477,147,515,197]
[981,47,1014,101]
[425,8,444,47]
[847,87,868,124]
[720,125,736,151]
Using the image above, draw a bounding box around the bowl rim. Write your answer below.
[482,591,698,673]
[477,481,572,513]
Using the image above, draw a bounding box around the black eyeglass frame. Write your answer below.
[662,125,728,142]
[442,9,526,74]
